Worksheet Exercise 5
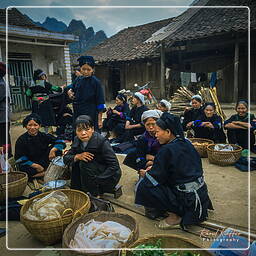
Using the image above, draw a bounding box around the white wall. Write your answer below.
[2,42,68,86]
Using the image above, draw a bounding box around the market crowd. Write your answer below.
[1,55,255,230]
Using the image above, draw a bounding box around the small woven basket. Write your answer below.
[20,189,91,245]
[126,234,213,256]
[0,171,28,201]
[189,138,214,158]
[62,211,139,256]
[207,144,242,166]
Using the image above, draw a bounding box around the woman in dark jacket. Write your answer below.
[103,93,130,137]
[224,100,256,150]
[182,95,204,131]
[67,56,106,131]
[63,115,121,196]
[118,92,148,142]
[15,114,66,178]
[123,109,162,171]
[192,102,226,143]
[135,113,213,229]
[26,69,62,133]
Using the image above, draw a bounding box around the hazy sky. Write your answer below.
[1,0,195,36]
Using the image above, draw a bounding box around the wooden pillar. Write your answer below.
[160,43,166,98]
[233,41,239,102]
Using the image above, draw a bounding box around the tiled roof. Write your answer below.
[83,17,174,63]
[0,8,47,31]
[148,0,255,43]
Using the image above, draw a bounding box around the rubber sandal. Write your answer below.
[158,219,181,230]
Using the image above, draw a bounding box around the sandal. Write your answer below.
[158,219,181,230]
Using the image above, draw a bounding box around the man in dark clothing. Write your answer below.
[63,115,121,197]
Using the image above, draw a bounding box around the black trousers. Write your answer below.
[71,161,117,196]
[227,129,255,149]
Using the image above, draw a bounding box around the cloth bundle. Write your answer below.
[69,219,132,253]
[214,144,234,152]
[24,191,71,221]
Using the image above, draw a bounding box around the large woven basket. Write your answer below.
[20,189,91,245]
[62,211,139,256]
[0,171,28,201]
[189,138,214,158]
[207,144,242,166]
[126,234,213,256]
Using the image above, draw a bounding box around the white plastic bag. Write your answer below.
[0,152,11,172]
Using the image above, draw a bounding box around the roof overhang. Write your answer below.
[0,23,78,43]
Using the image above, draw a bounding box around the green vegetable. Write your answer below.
[131,240,200,256]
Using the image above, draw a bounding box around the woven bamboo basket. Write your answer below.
[62,211,139,256]
[207,144,242,166]
[126,234,213,256]
[189,138,214,158]
[20,189,91,245]
[0,171,28,201]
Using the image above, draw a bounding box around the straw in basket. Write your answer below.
[20,189,91,245]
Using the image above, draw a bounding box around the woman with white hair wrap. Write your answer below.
[123,109,162,172]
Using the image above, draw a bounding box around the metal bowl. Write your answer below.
[43,180,67,190]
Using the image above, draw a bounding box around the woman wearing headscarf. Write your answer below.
[15,114,66,178]
[135,112,213,229]
[192,102,226,143]
[123,109,162,171]
[102,93,130,137]
[63,115,121,197]
[26,69,62,133]
[224,100,256,150]
[157,99,172,113]
[67,56,106,131]
[118,92,148,142]
[182,95,204,131]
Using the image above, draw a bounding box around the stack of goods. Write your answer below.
[69,219,132,253]
[170,86,225,120]
[23,191,72,221]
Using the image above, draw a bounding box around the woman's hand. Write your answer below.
[74,152,94,162]
[49,148,57,160]
[146,154,154,161]
[67,89,75,100]
[112,109,120,115]
[31,163,44,173]
[186,121,193,128]
[139,169,147,177]
[204,122,214,128]
[98,119,103,129]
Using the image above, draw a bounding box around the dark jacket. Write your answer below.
[182,107,204,131]
[63,132,121,183]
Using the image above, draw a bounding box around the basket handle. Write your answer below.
[62,207,73,217]
[72,210,83,222]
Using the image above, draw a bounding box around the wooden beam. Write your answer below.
[233,40,239,102]
[160,43,166,98]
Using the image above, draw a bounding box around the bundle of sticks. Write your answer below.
[170,86,226,120]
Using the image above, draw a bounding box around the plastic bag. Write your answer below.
[44,156,67,183]
[24,190,71,221]
[0,151,11,173]
[69,219,132,253]
[214,144,234,152]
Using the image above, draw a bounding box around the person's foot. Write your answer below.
[158,212,181,229]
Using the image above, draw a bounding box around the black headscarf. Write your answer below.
[116,93,127,103]
[33,69,46,81]
[22,113,42,127]
[77,56,95,68]
[156,112,184,139]
[203,102,216,110]
[75,115,94,128]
